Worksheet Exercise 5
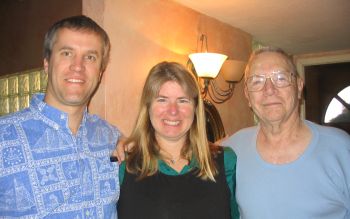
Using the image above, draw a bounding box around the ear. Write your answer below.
[296,77,304,99]
[244,85,252,107]
[98,71,104,82]
[43,58,49,74]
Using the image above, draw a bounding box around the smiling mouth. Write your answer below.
[66,79,84,83]
[263,102,281,106]
[163,119,180,126]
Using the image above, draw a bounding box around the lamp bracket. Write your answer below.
[197,34,209,53]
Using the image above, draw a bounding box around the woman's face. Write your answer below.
[149,81,195,145]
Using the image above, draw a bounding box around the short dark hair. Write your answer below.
[43,15,111,72]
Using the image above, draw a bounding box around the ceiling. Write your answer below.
[173,0,350,55]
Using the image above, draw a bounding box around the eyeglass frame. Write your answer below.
[245,70,297,92]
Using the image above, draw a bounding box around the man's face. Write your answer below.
[245,52,303,124]
[44,28,104,111]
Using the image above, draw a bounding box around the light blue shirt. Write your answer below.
[222,120,350,219]
[0,93,120,218]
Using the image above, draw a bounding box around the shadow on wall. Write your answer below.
[204,100,226,143]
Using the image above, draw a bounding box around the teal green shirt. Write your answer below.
[119,147,239,219]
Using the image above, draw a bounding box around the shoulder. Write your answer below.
[222,146,237,169]
[221,126,258,147]
[0,108,33,131]
[223,146,237,160]
[209,144,237,165]
[307,120,350,145]
[220,146,237,179]
[306,121,350,163]
[85,114,122,149]
[0,108,31,123]
[0,110,33,151]
[86,113,120,134]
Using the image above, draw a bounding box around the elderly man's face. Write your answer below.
[244,52,303,124]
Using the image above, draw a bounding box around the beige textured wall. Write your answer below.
[85,0,254,136]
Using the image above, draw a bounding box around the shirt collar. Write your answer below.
[158,156,198,175]
[30,93,88,131]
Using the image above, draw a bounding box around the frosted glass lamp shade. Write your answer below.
[189,53,227,78]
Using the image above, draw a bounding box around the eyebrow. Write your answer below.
[58,46,73,51]
[86,50,99,56]
[251,70,289,75]
[156,95,191,100]
[58,46,100,56]
[156,95,168,98]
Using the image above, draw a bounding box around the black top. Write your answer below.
[117,150,231,219]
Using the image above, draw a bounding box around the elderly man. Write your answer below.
[0,16,120,218]
[222,47,350,218]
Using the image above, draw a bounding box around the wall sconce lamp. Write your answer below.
[188,34,246,104]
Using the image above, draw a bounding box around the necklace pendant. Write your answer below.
[170,159,175,164]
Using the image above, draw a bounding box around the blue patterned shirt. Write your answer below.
[0,93,120,218]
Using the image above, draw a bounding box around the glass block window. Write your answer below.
[0,68,47,116]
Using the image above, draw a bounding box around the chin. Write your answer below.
[261,113,285,123]
[64,97,89,106]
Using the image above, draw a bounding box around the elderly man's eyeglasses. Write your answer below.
[246,71,295,92]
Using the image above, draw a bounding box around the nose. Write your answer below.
[263,78,277,95]
[167,102,179,115]
[69,56,85,72]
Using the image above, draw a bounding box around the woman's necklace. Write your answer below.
[160,150,182,165]
[168,155,182,165]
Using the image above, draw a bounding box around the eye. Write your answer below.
[85,54,97,61]
[61,51,72,57]
[248,75,264,85]
[275,73,289,82]
[155,97,167,103]
[178,98,191,104]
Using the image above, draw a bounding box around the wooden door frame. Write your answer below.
[293,50,350,119]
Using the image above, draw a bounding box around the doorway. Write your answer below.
[304,62,350,134]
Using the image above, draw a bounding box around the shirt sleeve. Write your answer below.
[223,146,240,219]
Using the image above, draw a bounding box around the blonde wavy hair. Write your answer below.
[125,61,218,181]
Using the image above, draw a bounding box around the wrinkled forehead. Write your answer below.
[248,52,292,75]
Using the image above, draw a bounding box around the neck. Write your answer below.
[156,136,188,168]
[159,147,189,173]
[257,116,312,164]
[159,143,183,161]
[43,93,88,135]
[161,152,182,165]
[68,108,85,135]
[157,136,186,156]
[260,109,301,136]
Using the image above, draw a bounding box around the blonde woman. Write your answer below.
[117,62,239,219]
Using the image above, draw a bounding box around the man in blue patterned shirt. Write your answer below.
[0,15,121,218]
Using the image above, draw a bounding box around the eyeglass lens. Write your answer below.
[246,71,293,91]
